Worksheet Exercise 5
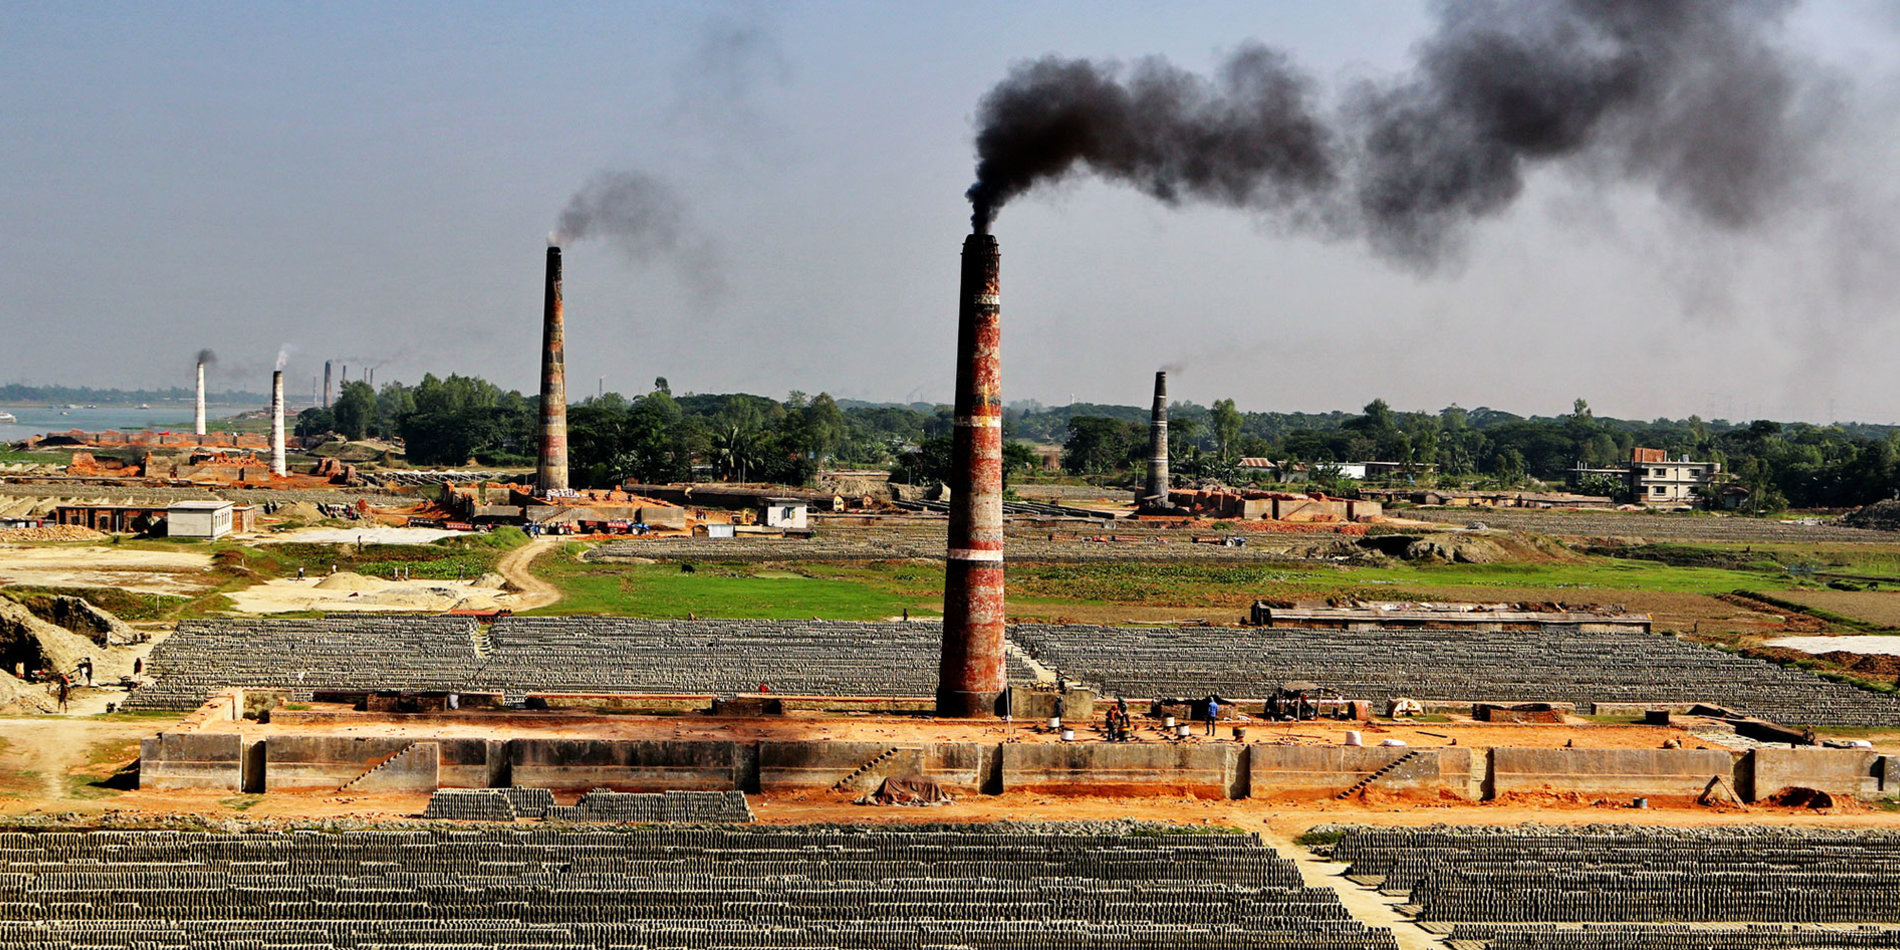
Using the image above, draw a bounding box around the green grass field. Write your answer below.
[526,557,937,620]
[526,549,1815,621]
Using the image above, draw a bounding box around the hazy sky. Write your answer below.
[4,1,1899,423]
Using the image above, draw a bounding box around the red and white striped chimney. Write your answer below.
[938,232,1006,717]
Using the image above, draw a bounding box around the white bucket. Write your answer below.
[1163,716,1176,729]
[1048,717,1061,730]
[1060,728,1075,741]
[1345,730,1363,747]
[1177,723,1192,738]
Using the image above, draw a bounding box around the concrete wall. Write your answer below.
[139,733,245,791]
[138,731,1898,804]
[758,740,995,794]
[1492,747,1737,798]
[507,739,742,791]
[1001,742,1241,799]
[346,742,440,793]
[265,736,421,791]
[1746,748,1885,803]
[1007,687,1095,722]
[1248,745,1472,799]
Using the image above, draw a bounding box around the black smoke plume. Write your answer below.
[552,170,724,300]
[966,43,1335,234]
[195,349,217,367]
[967,1,1830,264]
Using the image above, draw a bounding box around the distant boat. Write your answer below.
[137,403,151,409]
[0,411,15,424]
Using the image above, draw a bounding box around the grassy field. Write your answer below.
[526,557,935,620]
[524,549,1823,625]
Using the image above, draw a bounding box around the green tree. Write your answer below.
[331,381,379,441]
[1063,416,1139,475]
[1210,398,1243,461]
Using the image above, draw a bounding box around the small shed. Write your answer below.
[167,500,235,539]
[760,497,808,529]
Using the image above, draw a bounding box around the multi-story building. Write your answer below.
[1568,447,1723,506]
[1629,447,1721,505]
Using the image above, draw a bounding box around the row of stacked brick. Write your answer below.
[1011,624,1900,726]
[1452,924,1900,950]
[126,616,1035,710]
[422,787,556,821]
[422,788,753,823]
[0,825,1396,949]
[1333,825,1900,925]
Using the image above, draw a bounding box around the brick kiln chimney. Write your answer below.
[938,232,1006,717]
[536,245,569,494]
[270,370,286,477]
[1144,370,1169,506]
[194,361,207,437]
[322,360,332,408]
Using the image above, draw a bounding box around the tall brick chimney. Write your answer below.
[536,246,569,493]
[1144,370,1169,506]
[322,360,333,409]
[269,370,286,477]
[193,361,207,437]
[938,232,1006,717]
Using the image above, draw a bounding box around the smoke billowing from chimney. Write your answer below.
[966,44,1334,235]
[195,349,217,367]
[552,170,724,299]
[536,246,570,494]
[966,1,1831,264]
[274,347,291,372]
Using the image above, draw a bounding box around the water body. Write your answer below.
[0,404,255,444]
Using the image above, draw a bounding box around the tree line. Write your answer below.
[291,376,1900,509]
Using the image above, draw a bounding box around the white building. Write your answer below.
[760,498,809,529]
[167,500,235,539]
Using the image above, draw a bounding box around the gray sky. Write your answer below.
[3,1,1898,423]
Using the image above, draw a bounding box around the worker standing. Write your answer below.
[1204,695,1220,736]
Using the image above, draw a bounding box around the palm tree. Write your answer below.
[712,424,761,483]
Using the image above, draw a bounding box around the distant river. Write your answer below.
[0,404,256,445]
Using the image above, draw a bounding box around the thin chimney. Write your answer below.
[194,361,207,437]
[1145,370,1169,506]
[270,370,286,477]
[323,361,333,408]
[938,232,1006,717]
[536,246,569,493]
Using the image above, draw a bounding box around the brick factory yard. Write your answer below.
[0,543,212,595]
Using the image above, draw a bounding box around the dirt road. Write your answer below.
[496,539,562,611]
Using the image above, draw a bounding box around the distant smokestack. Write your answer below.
[194,361,207,437]
[536,246,569,493]
[270,371,286,477]
[323,361,333,408]
[938,232,1005,718]
[1145,370,1169,506]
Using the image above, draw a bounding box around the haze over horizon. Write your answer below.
[5,1,1900,425]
